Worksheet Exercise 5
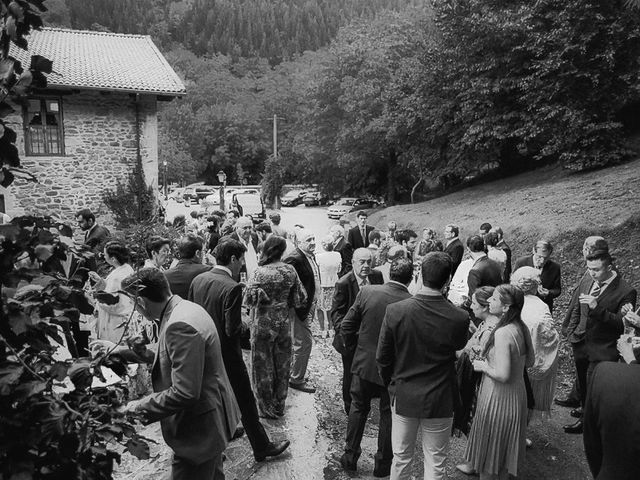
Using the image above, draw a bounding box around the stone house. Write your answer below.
[0,27,185,222]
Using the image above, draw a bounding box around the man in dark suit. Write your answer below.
[347,211,375,250]
[331,224,353,277]
[466,235,502,302]
[493,226,512,281]
[564,250,636,434]
[76,208,111,250]
[189,239,290,462]
[584,361,640,480]
[331,248,384,414]
[164,234,211,298]
[339,257,413,477]
[285,229,320,393]
[557,236,609,410]
[112,268,240,480]
[377,252,470,480]
[443,223,464,274]
[513,240,562,312]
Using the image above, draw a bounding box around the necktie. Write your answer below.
[361,229,366,243]
[361,277,368,286]
[591,282,601,297]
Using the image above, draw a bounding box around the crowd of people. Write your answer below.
[27,206,640,480]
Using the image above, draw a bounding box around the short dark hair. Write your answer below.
[146,236,171,258]
[356,210,368,218]
[467,235,486,253]
[255,222,272,234]
[189,210,198,219]
[104,241,130,265]
[484,231,499,248]
[269,212,281,225]
[122,267,171,303]
[586,251,613,266]
[259,236,287,266]
[389,257,413,284]
[75,208,95,222]
[368,229,382,243]
[421,252,453,289]
[176,234,203,259]
[446,224,459,236]
[227,210,240,219]
[396,229,417,244]
[480,222,492,233]
[172,215,186,228]
[213,238,247,265]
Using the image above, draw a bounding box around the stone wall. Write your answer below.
[1,90,159,226]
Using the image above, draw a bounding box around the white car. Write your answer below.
[327,197,377,219]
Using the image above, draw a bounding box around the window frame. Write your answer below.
[23,97,65,156]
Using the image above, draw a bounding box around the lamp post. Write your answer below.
[217,170,227,211]
[162,160,167,200]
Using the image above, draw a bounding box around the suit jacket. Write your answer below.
[584,362,640,480]
[341,282,411,385]
[444,238,464,274]
[188,267,245,359]
[227,231,259,252]
[165,259,211,299]
[347,225,374,250]
[284,248,316,320]
[330,269,384,354]
[84,224,110,249]
[514,255,562,311]
[334,236,353,277]
[496,239,512,281]
[467,255,502,298]
[376,293,469,418]
[137,296,240,462]
[563,271,591,342]
[567,273,636,362]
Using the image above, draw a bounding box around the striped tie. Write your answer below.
[591,283,601,298]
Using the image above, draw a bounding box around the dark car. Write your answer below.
[303,191,329,207]
[195,185,218,203]
[281,190,307,207]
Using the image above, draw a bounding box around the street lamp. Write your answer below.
[217,170,227,211]
[162,160,168,200]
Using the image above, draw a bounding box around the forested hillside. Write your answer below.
[56,0,417,61]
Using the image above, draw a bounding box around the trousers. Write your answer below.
[290,311,313,384]
[171,453,224,480]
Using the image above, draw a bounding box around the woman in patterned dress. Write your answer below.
[316,234,341,338]
[465,284,534,480]
[244,236,307,419]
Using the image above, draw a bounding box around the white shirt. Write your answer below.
[240,237,259,280]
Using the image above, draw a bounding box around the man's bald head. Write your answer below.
[235,217,253,242]
[352,247,372,279]
[297,229,316,254]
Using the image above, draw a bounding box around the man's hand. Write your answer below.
[120,400,141,414]
[579,293,598,310]
[537,285,549,297]
[89,340,117,358]
[621,303,634,316]
[617,335,637,364]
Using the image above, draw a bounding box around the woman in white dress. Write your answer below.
[316,234,341,338]
[89,241,135,344]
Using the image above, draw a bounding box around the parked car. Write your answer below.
[326,197,377,219]
[182,186,197,205]
[233,193,266,223]
[281,190,307,207]
[195,185,218,203]
[168,187,185,202]
[303,191,329,207]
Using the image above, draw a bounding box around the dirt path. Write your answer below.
[115,332,591,480]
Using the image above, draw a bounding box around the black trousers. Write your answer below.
[172,453,224,480]
[572,341,589,407]
[223,351,271,454]
[341,351,355,414]
[344,374,392,471]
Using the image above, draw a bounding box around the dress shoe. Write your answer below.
[289,381,316,393]
[254,440,291,462]
[570,407,583,418]
[231,426,245,440]
[339,453,357,472]
[563,419,583,434]
[555,396,580,408]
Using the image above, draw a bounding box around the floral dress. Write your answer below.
[244,261,306,418]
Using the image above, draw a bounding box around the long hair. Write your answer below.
[482,284,532,357]
[258,236,287,266]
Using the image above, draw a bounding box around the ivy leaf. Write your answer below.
[49,361,69,381]
[0,364,24,395]
[125,435,150,460]
[15,380,48,399]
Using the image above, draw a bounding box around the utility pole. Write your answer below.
[273,114,278,160]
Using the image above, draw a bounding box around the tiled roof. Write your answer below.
[9,27,186,96]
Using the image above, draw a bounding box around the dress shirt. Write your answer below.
[240,237,258,279]
[214,265,233,277]
[303,251,321,301]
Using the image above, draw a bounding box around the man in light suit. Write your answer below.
[331,248,384,414]
[223,217,259,279]
[112,268,240,480]
[347,211,375,250]
[285,229,320,393]
[564,250,636,434]
[339,257,413,477]
[189,239,290,462]
[443,223,464,274]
